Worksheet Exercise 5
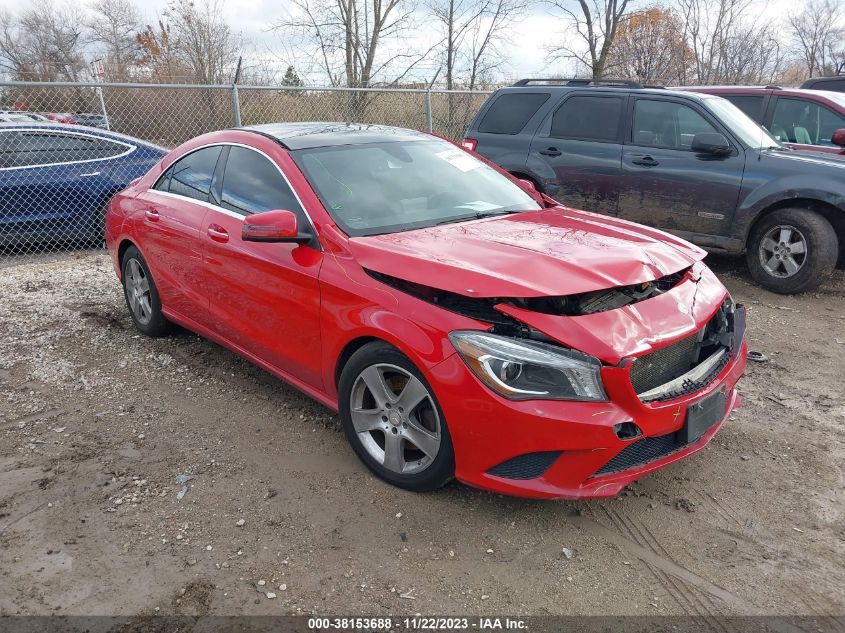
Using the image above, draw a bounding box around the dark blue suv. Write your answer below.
[463,79,845,293]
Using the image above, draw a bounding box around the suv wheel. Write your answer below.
[338,342,455,492]
[746,208,838,294]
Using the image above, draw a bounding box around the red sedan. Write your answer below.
[105,123,747,499]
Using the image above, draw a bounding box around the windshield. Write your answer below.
[292,140,542,236]
[704,96,782,149]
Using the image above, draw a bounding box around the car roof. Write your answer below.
[243,122,433,150]
[0,121,167,150]
[683,85,845,103]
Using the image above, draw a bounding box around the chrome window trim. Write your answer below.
[149,141,321,246]
[0,127,136,171]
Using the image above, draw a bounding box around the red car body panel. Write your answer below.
[349,207,706,298]
[105,126,747,499]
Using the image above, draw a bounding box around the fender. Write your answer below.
[732,156,845,243]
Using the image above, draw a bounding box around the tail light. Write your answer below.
[461,138,477,152]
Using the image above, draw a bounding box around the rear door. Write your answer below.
[469,91,552,175]
[0,129,130,245]
[139,145,222,321]
[617,96,745,237]
[527,93,625,213]
[201,144,324,390]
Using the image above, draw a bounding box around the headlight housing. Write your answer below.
[449,331,607,401]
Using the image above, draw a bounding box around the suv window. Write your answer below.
[220,146,303,216]
[771,97,845,146]
[478,93,550,134]
[550,95,623,141]
[157,146,222,202]
[0,131,127,168]
[632,100,718,150]
[722,95,765,122]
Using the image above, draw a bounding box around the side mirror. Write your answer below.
[691,132,732,156]
[242,209,310,243]
[831,128,845,147]
[518,178,537,193]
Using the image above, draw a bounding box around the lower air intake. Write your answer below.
[487,451,562,480]
[594,434,686,476]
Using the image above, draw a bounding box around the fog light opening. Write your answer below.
[614,422,642,441]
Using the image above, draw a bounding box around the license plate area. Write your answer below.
[677,389,727,444]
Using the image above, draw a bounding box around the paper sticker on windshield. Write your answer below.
[435,149,481,172]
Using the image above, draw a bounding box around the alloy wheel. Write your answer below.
[125,258,153,325]
[349,363,441,475]
[758,224,807,278]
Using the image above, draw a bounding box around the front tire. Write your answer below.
[338,342,455,492]
[121,245,171,337]
[746,208,838,294]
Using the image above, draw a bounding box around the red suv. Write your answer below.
[686,86,845,154]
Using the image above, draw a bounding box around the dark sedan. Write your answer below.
[0,123,167,249]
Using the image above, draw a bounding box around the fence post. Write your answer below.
[231,84,241,127]
[425,67,442,133]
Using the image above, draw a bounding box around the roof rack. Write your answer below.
[764,84,782,90]
[512,78,644,88]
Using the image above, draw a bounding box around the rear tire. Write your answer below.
[746,208,837,294]
[121,245,171,337]
[338,342,455,492]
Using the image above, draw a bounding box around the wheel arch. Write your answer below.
[746,198,844,259]
[334,336,383,388]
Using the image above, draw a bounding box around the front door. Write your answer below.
[617,97,745,238]
[201,145,324,390]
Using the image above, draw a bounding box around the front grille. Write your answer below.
[629,300,739,402]
[487,451,562,480]
[594,433,686,476]
[630,329,702,394]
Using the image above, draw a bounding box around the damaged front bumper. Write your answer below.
[430,268,748,500]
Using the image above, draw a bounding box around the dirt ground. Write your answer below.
[0,251,843,619]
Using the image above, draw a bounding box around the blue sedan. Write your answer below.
[0,123,167,249]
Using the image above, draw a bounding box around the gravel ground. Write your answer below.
[0,251,843,618]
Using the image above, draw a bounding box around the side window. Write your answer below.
[549,95,623,141]
[166,146,223,203]
[723,95,765,122]
[632,100,718,150]
[0,132,128,168]
[478,93,551,134]
[772,98,845,146]
[220,146,303,216]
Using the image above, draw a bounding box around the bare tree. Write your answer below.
[790,0,844,78]
[0,1,87,81]
[87,0,142,80]
[546,0,634,78]
[429,0,524,90]
[277,0,433,88]
[167,0,241,84]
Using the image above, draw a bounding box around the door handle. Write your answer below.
[631,155,659,167]
[144,209,160,222]
[79,171,101,177]
[207,225,229,243]
[539,147,562,157]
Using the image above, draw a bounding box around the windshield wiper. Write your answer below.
[435,209,522,226]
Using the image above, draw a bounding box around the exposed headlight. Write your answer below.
[449,331,607,401]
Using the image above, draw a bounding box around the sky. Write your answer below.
[4,0,797,85]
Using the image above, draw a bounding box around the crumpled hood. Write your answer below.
[349,207,706,297]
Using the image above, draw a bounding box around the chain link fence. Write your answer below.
[0,80,492,260]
